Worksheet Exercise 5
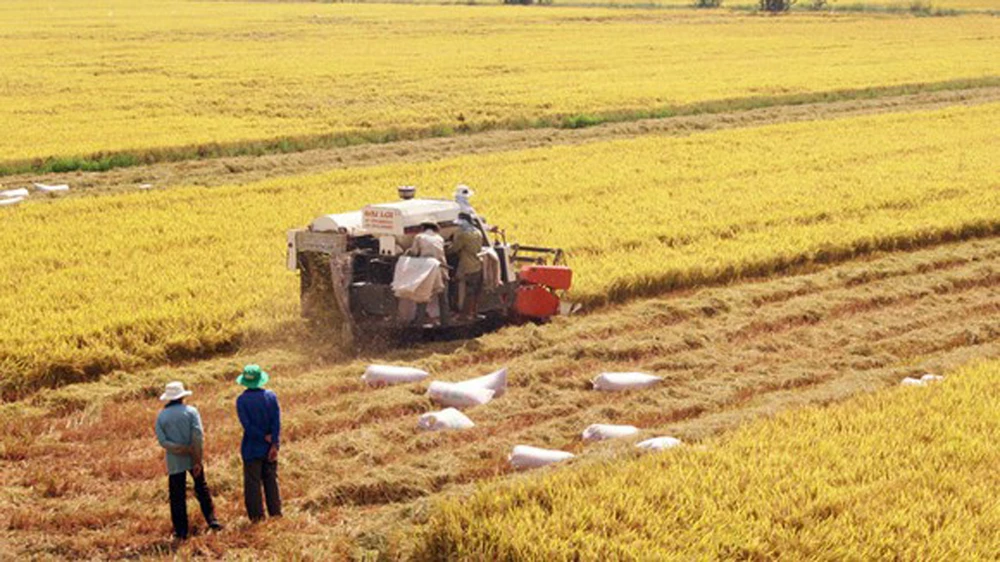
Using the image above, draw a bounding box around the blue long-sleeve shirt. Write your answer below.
[236,388,281,462]
[155,402,204,475]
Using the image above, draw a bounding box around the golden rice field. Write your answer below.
[3,236,994,559]
[374,0,1000,10]
[418,358,1000,560]
[1,102,997,398]
[1,0,998,170]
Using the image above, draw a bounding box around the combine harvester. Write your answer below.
[286,186,575,343]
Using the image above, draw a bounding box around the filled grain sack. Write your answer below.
[582,423,639,441]
[455,367,507,398]
[427,380,494,408]
[34,183,69,193]
[362,364,429,386]
[636,436,683,451]
[921,374,944,383]
[900,377,926,387]
[1,188,28,198]
[418,407,475,431]
[508,445,574,469]
[0,196,24,207]
[592,372,663,391]
[391,256,444,303]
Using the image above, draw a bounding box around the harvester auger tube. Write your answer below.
[509,244,567,267]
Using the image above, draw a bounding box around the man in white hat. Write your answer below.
[154,381,222,540]
[454,184,477,216]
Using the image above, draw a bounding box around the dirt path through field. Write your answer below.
[8,86,1000,197]
[2,237,997,558]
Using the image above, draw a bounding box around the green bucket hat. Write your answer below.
[237,364,269,389]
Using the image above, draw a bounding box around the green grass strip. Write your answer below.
[0,76,996,178]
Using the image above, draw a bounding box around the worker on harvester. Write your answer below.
[407,221,450,326]
[448,212,485,321]
[454,184,476,216]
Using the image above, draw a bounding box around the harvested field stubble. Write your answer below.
[418,358,1000,561]
[1,238,997,558]
[1,0,999,169]
[1,103,998,397]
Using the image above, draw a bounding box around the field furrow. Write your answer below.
[1,237,996,558]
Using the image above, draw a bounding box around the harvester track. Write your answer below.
[2,237,997,558]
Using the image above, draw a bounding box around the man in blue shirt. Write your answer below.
[236,364,282,522]
[154,381,222,540]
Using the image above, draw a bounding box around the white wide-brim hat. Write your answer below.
[454,184,474,197]
[160,381,193,401]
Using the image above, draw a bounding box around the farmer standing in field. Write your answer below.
[236,364,283,522]
[154,381,223,540]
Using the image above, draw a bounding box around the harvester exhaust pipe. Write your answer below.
[398,185,416,200]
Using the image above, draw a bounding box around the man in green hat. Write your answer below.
[235,364,282,522]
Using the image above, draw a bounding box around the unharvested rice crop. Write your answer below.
[417,359,1000,560]
[347,0,1000,10]
[0,102,997,398]
[1,0,998,169]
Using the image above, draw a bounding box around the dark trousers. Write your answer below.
[461,272,483,317]
[414,291,450,326]
[243,459,281,521]
[168,470,217,539]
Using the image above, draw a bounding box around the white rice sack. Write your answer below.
[636,436,683,451]
[1,188,28,198]
[417,407,475,431]
[34,183,70,193]
[592,372,663,391]
[361,364,429,386]
[900,377,926,387]
[581,423,639,441]
[0,197,24,207]
[455,367,507,398]
[921,374,944,383]
[508,445,574,469]
[427,380,494,408]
